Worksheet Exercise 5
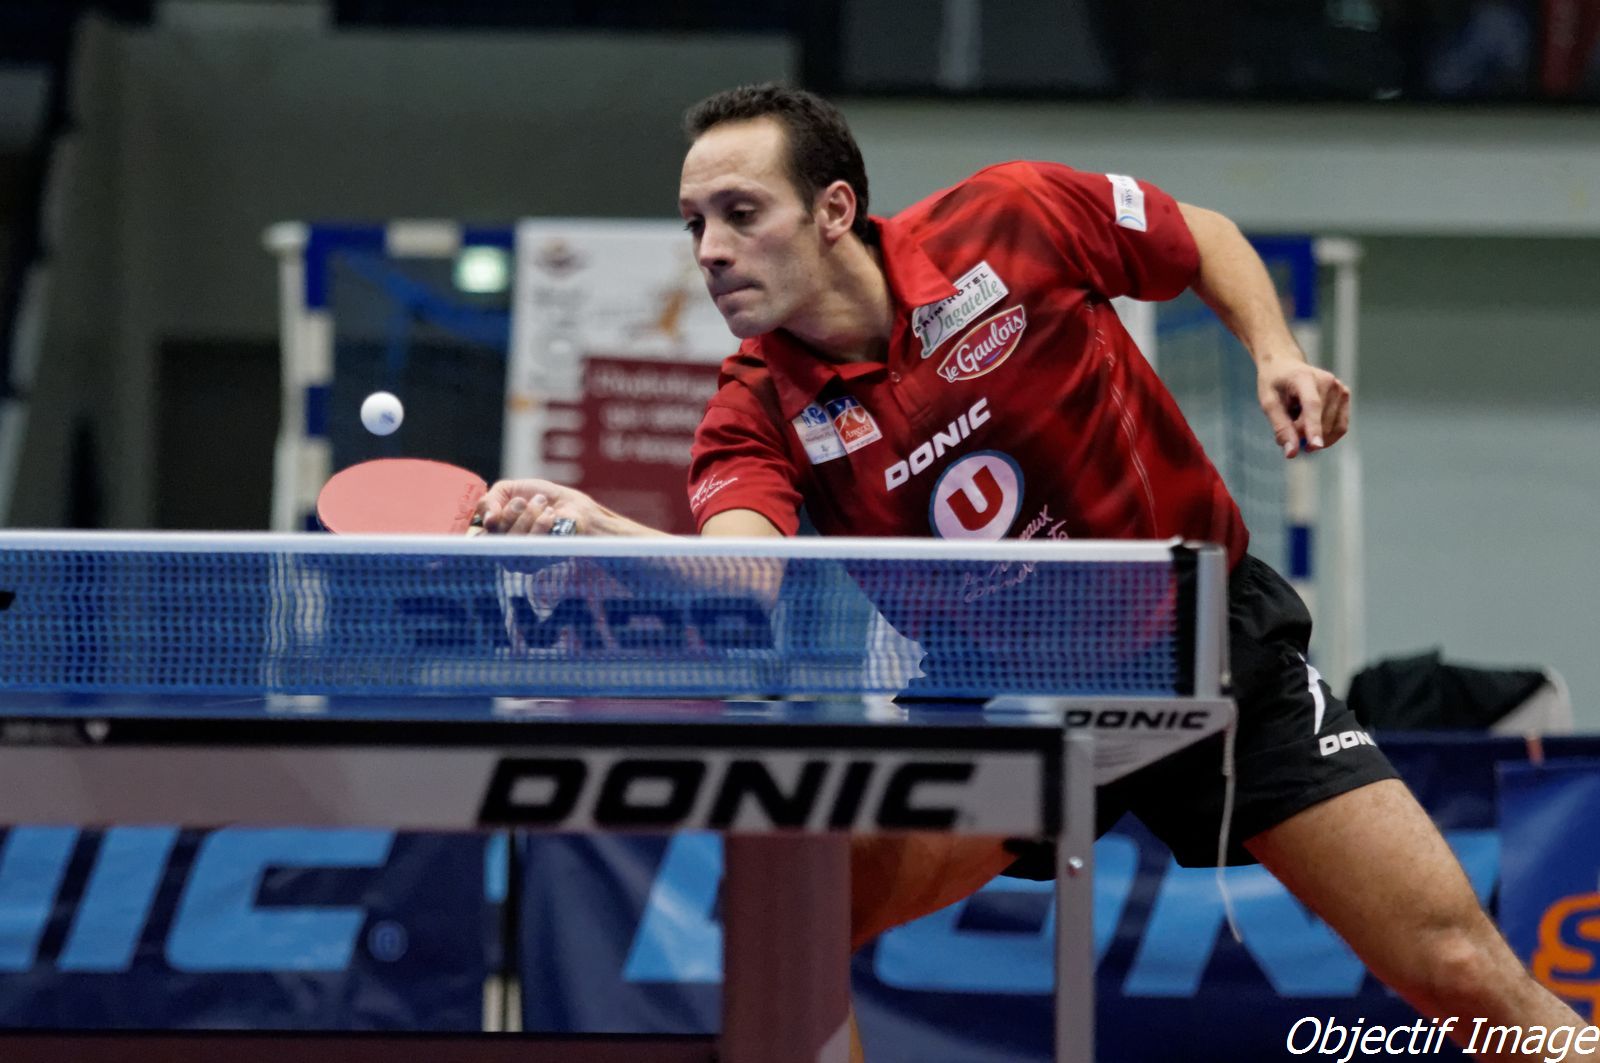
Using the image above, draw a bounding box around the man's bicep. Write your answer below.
[701,508,784,537]
[1176,201,1235,243]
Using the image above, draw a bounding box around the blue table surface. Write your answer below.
[0,691,1064,730]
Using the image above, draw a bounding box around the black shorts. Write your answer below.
[1002,553,1399,878]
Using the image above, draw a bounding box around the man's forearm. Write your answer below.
[1176,203,1350,454]
[587,505,674,538]
[1176,202,1305,367]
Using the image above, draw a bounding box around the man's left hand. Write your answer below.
[1257,355,1350,458]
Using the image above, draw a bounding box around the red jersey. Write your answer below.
[687,161,1248,568]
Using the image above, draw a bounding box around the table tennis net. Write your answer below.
[0,535,1214,699]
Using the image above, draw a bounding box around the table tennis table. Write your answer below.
[0,532,1233,1063]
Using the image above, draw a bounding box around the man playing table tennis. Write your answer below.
[477,84,1593,1060]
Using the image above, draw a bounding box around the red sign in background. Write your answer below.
[544,355,723,534]
[1541,0,1600,96]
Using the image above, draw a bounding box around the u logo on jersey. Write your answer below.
[929,451,1024,540]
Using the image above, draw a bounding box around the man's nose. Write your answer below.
[697,223,733,270]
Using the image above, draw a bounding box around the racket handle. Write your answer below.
[465,514,575,537]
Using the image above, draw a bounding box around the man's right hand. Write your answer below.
[475,478,600,536]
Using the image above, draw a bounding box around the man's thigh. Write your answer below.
[1244,777,1490,977]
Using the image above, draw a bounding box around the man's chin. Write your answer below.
[721,312,774,339]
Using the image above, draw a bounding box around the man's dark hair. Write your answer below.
[683,83,872,240]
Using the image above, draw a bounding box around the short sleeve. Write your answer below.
[687,395,803,536]
[1013,161,1199,301]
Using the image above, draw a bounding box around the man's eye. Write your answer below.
[728,209,754,224]
[682,218,703,234]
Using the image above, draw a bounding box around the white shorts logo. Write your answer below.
[929,451,1024,540]
[1318,729,1376,756]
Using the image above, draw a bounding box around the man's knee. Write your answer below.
[1389,914,1517,1012]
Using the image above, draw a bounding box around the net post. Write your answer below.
[1177,542,1229,698]
[1320,237,1366,695]
[1054,730,1095,1063]
[265,222,310,532]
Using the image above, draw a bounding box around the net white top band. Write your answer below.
[0,531,1195,564]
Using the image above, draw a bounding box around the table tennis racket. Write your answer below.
[316,458,576,536]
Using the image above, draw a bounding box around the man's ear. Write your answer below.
[814,180,858,244]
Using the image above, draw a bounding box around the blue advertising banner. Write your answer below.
[0,828,490,1030]
[1498,758,1600,1027]
[519,833,719,1033]
[10,736,1596,1049]
[519,830,1494,1060]
[518,736,1600,1062]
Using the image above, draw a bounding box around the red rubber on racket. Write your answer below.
[316,459,488,535]
[316,459,578,536]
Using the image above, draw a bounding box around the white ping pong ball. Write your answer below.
[360,391,404,436]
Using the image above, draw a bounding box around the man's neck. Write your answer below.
[783,236,892,365]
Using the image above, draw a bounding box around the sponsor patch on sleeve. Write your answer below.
[791,403,848,465]
[823,395,883,454]
[1107,174,1148,232]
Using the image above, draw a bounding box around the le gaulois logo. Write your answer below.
[937,305,1027,383]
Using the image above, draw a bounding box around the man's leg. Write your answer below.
[846,836,1016,1063]
[849,835,1014,951]
[1247,778,1596,1063]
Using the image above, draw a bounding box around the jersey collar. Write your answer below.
[759,216,959,420]
[877,213,960,311]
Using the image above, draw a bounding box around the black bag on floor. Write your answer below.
[1346,649,1561,732]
